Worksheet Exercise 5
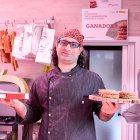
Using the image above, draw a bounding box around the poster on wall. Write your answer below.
[35,27,55,64]
[82,9,128,41]
[89,0,121,9]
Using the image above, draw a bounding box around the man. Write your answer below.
[0,28,119,140]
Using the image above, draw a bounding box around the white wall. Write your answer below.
[0,0,88,33]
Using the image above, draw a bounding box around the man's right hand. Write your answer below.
[0,99,27,119]
[0,98,19,108]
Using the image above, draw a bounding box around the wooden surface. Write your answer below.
[89,95,140,104]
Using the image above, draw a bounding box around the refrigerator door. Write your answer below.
[89,49,122,140]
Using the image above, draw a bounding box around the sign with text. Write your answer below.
[35,28,55,64]
[89,0,121,9]
[82,9,128,41]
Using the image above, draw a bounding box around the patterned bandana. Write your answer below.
[57,29,84,45]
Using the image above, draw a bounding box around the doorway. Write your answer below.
[85,45,122,140]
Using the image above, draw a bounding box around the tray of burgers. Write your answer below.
[89,89,140,104]
[0,90,29,100]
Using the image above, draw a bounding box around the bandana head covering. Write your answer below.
[57,28,84,45]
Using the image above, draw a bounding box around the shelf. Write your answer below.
[83,40,135,46]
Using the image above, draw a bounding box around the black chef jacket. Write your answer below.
[22,65,105,140]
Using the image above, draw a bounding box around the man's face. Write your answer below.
[56,37,83,65]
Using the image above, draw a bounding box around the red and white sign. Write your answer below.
[89,0,121,9]
[82,9,128,41]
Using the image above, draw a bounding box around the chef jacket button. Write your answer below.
[69,74,71,77]
[49,97,52,100]
[48,131,51,135]
[48,113,51,117]
[82,101,84,104]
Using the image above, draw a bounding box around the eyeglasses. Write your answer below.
[57,40,80,48]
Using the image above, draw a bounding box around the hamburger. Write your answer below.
[116,21,127,40]
[119,91,136,99]
[98,89,137,99]
[98,89,119,99]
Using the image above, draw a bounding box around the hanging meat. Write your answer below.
[0,28,19,71]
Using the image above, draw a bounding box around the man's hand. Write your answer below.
[0,98,19,108]
[0,98,27,119]
[101,101,119,114]
[99,102,119,121]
